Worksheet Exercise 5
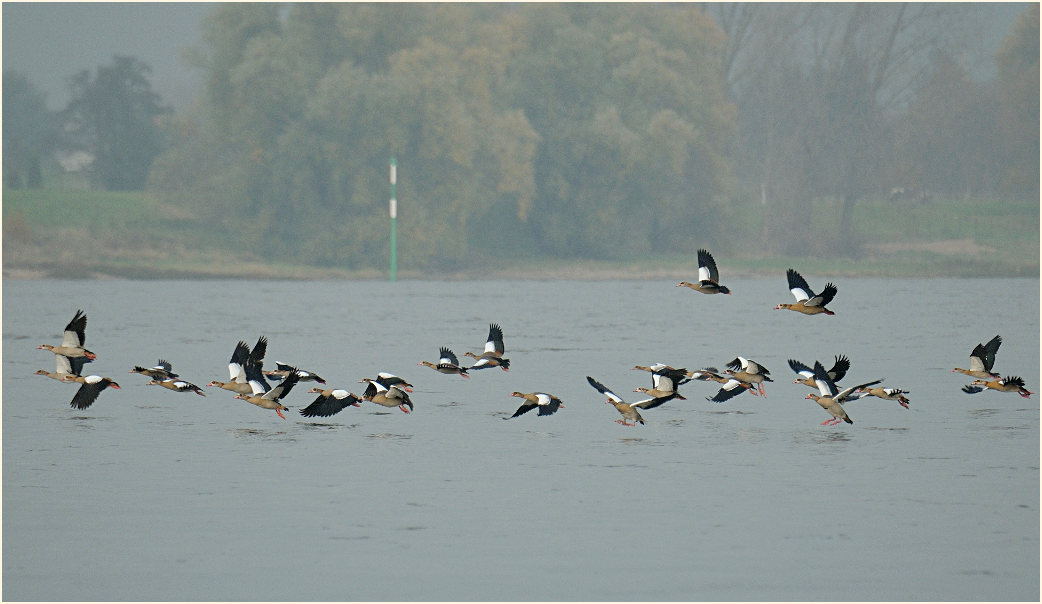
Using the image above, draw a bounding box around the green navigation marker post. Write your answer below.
[389,156,397,282]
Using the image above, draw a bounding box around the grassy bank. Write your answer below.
[3,188,1038,279]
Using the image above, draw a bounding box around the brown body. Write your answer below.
[775,269,837,315]
[858,386,911,408]
[235,393,290,418]
[806,360,882,426]
[677,249,731,295]
[39,344,97,360]
[789,356,850,389]
[725,357,772,396]
[61,374,121,409]
[806,393,853,424]
[38,309,97,360]
[774,302,833,315]
[234,372,301,419]
[634,386,686,400]
[952,335,1002,379]
[464,323,510,371]
[676,280,730,295]
[36,369,71,381]
[968,376,1032,398]
[207,380,255,395]
[147,378,206,396]
[607,400,645,426]
[419,347,470,378]
[506,391,563,419]
[363,380,414,413]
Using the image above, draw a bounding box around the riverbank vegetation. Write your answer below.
[4,187,1036,279]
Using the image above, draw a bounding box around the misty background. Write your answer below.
[2,3,1038,274]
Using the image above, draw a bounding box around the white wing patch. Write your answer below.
[790,286,812,302]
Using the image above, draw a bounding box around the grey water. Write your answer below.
[3,277,1038,601]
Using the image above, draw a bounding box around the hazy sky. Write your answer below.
[3,2,215,111]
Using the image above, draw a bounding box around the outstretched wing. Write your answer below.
[62,309,88,348]
[536,395,563,416]
[811,361,839,397]
[228,341,250,381]
[300,391,360,418]
[786,269,813,303]
[788,359,815,380]
[633,391,681,409]
[828,355,851,382]
[697,248,720,283]
[439,347,461,366]
[586,376,625,404]
[486,323,505,355]
[806,283,837,308]
[982,335,1002,371]
[706,379,750,403]
[835,378,883,402]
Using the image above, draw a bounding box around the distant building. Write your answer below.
[54,149,94,172]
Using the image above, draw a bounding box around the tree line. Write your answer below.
[3,3,1038,268]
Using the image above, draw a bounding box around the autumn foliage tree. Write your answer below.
[153,4,735,268]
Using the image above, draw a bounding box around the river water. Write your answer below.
[3,277,1038,601]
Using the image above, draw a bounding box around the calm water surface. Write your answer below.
[3,277,1038,601]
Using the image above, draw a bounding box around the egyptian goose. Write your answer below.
[724,357,773,396]
[468,355,511,371]
[36,349,90,381]
[632,364,695,384]
[788,356,850,389]
[774,269,837,315]
[505,391,563,419]
[38,309,97,360]
[676,248,732,295]
[244,336,271,390]
[235,371,301,419]
[207,340,256,394]
[586,376,646,425]
[464,323,511,371]
[705,377,757,403]
[35,368,72,381]
[627,391,684,409]
[147,378,206,396]
[632,363,682,374]
[962,375,1033,398]
[632,365,689,399]
[805,361,882,425]
[952,335,1002,379]
[264,361,325,384]
[633,386,686,403]
[419,347,470,378]
[854,386,911,408]
[130,359,179,381]
[299,388,362,417]
[61,374,120,409]
[362,380,414,413]
[360,372,414,393]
